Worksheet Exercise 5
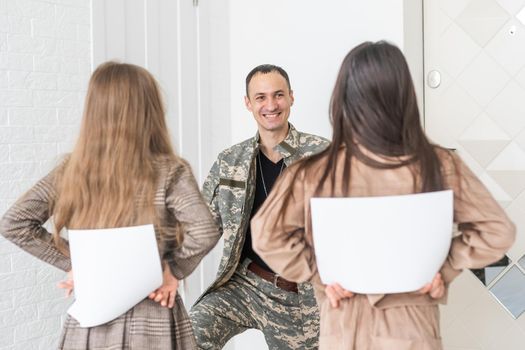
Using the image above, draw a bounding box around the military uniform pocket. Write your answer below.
[219,178,245,188]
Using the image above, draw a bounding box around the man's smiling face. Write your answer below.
[245,71,294,134]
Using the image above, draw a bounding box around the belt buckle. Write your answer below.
[273,273,280,287]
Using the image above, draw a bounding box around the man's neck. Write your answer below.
[258,126,289,163]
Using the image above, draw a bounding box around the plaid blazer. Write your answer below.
[0,157,220,349]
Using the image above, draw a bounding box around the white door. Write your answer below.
[91,0,225,312]
[424,0,525,348]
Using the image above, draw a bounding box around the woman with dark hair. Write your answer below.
[0,62,220,349]
[251,41,515,349]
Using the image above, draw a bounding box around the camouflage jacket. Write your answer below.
[199,123,329,298]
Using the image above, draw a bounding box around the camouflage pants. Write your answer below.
[189,258,319,349]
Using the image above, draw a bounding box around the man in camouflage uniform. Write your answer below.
[190,64,329,349]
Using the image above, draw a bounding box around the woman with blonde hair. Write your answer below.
[0,62,220,349]
[251,41,515,349]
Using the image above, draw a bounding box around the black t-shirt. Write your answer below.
[241,150,286,272]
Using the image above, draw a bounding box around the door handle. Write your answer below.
[427,70,441,89]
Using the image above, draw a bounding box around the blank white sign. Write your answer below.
[68,224,162,327]
[311,190,453,294]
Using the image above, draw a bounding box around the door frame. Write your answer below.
[404,0,425,125]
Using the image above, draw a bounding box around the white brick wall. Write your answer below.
[0,0,91,348]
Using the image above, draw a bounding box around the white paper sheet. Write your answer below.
[67,224,162,327]
[310,190,453,294]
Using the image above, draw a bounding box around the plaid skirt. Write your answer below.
[58,296,197,349]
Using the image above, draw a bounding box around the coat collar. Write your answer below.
[252,123,300,159]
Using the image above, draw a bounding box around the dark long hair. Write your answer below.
[285,41,446,202]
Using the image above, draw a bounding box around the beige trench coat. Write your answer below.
[251,148,516,350]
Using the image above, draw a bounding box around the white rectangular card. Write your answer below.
[67,224,162,327]
[310,190,453,294]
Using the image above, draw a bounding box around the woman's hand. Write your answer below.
[57,270,74,297]
[148,263,179,308]
[417,272,445,299]
[325,283,354,308]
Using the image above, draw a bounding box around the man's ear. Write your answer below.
[290,90,294,105]
[244,96,252,111]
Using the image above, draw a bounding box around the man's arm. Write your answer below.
[202,157,224,236]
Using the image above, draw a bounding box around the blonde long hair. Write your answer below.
[52,62,177,253]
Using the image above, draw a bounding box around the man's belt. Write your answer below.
[247,262,298,293]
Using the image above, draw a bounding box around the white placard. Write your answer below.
[67,224,162,327]
[310,190,453,294]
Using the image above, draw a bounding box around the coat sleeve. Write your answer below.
[440,153,516,284]
[251,166,316,283]
[0,166,71,272]
[165,161,221,279]
[201,157,223,236]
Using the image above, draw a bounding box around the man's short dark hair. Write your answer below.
[245,64,291,96]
